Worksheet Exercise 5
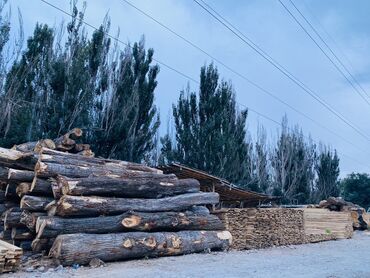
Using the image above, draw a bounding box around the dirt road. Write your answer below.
[7,231,370,278]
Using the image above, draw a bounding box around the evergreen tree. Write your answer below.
[314,147,340,201]
[165,64,250,185]
[341,173,370,210]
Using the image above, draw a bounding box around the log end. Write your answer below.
[121,215,141,228]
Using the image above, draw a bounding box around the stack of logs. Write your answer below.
[0,129,231,266]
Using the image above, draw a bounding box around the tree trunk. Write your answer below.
[11,227,33,240]
[39,148,161,174]
[7,168,34,182]
[19,240,33,251]
[55,175,199,198]
[13,139,56,152]
[5,182,19,199]
[35,208,224,239]
[16,179,52,197]
[31,238,55,253]
[52,192,219,217]
[49,230,232,265]
[20,211,47,232]
[0,147,37,170]
[20,196,53,212]
[35,161,164,178]
[53,128,82,151]
[3,210,24,230]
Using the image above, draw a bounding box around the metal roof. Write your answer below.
[158,163,278,205]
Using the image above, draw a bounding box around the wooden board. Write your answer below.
[303,208,353,239]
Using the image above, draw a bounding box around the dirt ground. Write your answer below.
[5,231,370,278]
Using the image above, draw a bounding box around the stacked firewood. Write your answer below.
[0,129,231,266]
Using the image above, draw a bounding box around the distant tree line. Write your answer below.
[0,2,367,206]
[159,64,340,204]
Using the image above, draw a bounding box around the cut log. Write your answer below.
[55,175,199,198]
[20,196,53,212]
[3,210,23,230]
[16,179,52,197]
[7,168,34,182]
[13,139,55,152]
[36,208,224,238]
[31,238,55,253]
[0,166,7,180]
[0,190,5,203]
[49,230,231,265]
[35,159,168,178]
[20,211,47,232]
[0,229,11,240]
[39,148,162,174]
[0,147,36,170]
[11,227,33,240]
[53,128,82,151]
[72,144,90,153]
[52,192,219,217]
[5,183,19,199]
[19,240,32,251]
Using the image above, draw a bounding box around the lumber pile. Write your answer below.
[0,240,22,273]
[303,208,353,242]
[0,128,231,266]
[214,208,306,250]
[318,197,368,230]
[214,207,353,250]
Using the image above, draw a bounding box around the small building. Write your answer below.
[158,163,278,209]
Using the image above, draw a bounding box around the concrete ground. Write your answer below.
[6,231,370,278]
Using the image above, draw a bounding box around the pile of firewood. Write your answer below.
[0,129,231,266]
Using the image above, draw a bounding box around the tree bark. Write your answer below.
[55,175,199,198]
[49,230,232,265]
[7,168,34,182]
[5,182,19,199]
[3,210,24,230]
[20,211,47,232]
[11,227,34,240]
[36,208,224,239]
[20,195,53,212]
[39,148,161,173]
[31,238,55,253]
[16,179,52,197]
[52,192,219,217]
[13,139,56,152]
[35,161,164,178]
[0,147,37,170]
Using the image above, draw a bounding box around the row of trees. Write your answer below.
[159,64,340,204]
[0,3,159,163]
[0,2,366,206]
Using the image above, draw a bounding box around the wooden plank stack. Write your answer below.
[0,129,231,266]
[0,240,22,273]
[303,208,353,242]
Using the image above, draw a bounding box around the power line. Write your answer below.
[120,0,370,157]
[278,0,370,106]
[289,0,370,100]
[192,0,370,142]
[38,0,370,170]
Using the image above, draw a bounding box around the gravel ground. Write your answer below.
[5,231,370,278]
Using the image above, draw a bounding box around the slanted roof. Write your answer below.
[158,163,278,205]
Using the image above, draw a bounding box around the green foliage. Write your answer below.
[0,3,159,163]
[341,173,370,210]
[314,147,340,201]
[270,117,316,204]
[165,64,250,185]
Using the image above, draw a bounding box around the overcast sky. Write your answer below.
[8,0,370,176]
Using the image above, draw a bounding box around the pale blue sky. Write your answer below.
[7,0,370,175]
